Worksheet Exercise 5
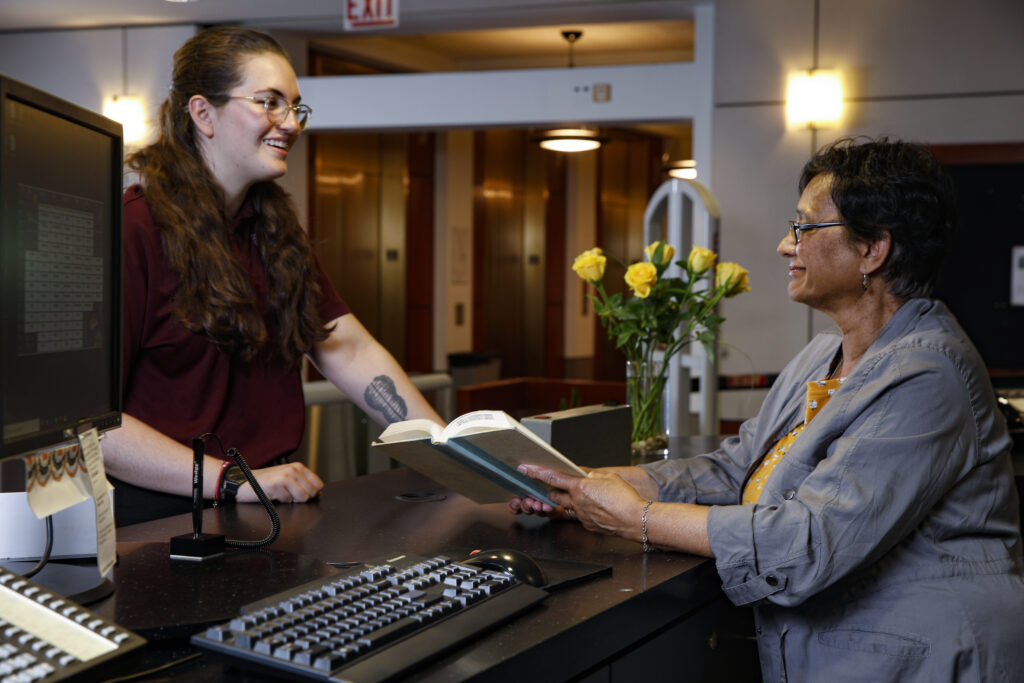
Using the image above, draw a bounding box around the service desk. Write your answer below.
[94,436,758,681]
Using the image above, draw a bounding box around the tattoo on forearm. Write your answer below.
[365,375,408,423]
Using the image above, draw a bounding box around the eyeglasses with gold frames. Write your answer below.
[231,95,312,130]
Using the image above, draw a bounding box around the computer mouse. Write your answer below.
[461,548,548,588]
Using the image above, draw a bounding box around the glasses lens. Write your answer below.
[264,97,310,130]
[263,97,286,125]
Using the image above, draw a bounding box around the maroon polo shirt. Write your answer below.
[121,185,349,466]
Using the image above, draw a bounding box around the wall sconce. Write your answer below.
[533,127,606,153]
[104,27,147,145]
[786,69,843,128]
[103,95,147,144]
[663,159,697,180]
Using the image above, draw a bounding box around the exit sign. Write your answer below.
[344,0,399,30]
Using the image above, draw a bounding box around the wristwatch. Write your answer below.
[217,462,248,503]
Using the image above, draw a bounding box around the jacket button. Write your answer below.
[765,574,779,587]
[756,626,763,635]
[782,489,795,500]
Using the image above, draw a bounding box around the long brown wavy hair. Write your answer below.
[126,26,329,368]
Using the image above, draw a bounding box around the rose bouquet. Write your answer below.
[572,242,750,456]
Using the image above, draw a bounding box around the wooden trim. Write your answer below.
[405,133,435,373]
[471,131,487,351]
[545,153,567,379]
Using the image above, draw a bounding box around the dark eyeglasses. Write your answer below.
[788,220,844,244]
[232,95,312,130]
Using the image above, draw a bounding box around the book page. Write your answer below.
[441,410,518,439]
[377,418,444,444]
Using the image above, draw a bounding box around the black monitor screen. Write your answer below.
[1,75,122,461]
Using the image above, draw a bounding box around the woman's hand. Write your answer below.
[237,462,324,503]
[512,465,648,542]
[511,464,712,556]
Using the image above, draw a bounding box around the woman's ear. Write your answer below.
[188,95,215,138]
[861,231,892,277]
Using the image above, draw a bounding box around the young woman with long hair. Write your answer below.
[102,26,442,526]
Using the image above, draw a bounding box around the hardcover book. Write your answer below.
[373,410,586,506]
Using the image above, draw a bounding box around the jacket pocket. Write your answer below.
[818,626,929,659]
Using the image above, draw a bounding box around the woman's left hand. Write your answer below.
[517,464,647,541]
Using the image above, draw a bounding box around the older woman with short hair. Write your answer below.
[514,138,1024,681]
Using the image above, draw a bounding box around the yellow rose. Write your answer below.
[687,245,716,274]
[716,262,751,297]
[644,241,675,266]
[572,248,606,282]
[624,262,658,298]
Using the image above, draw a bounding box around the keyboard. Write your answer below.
[0,565,145,682]
[191,552,548,682]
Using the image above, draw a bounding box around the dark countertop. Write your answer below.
[91,436,734,681]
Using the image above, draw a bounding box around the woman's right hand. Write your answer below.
[508,465,659,518]
[237,461,324,503]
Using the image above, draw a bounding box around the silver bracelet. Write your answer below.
[641,499,654,553]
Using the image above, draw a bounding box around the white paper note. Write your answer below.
[78,428,116,578]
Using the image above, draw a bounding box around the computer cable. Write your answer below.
[21,515,54,578]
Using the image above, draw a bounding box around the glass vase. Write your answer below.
[626,359,670,464]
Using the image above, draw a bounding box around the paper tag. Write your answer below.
[78,428,116,578]
[25,445,92,519]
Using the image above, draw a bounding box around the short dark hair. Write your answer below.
[799,137,956,299]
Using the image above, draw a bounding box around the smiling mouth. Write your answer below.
[264,139,289,152]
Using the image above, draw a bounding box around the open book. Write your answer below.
[373,410,586,506]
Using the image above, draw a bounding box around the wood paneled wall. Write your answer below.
[472,130,566,380]
[308,52,434,373]
[593,131,666,382]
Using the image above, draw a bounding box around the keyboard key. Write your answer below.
[356,616,421,648]
[294,643,330,666]
[229,616,257,631]
[204,627,232,642]
[232,631,259,649]
[313,650,349,671]
[273,642,304,661]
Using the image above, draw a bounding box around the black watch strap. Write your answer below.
[218,463,247,503]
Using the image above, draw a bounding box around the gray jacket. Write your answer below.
[642,299,1024,682]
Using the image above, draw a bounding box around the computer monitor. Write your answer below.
[0,74,122,463]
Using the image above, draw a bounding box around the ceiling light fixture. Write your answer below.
[536,127,605,152]
[561,29,582,68]
[534,31,606,153]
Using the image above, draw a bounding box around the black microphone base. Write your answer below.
[169,533,225,561]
